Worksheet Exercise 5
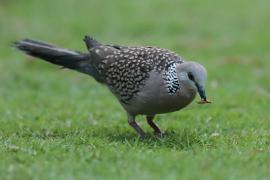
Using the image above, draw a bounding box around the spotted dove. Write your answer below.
[13,36,210,138]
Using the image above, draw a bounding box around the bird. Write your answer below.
[13,36,211,138]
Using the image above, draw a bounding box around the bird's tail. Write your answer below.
[12,39,104,82]
[12,39,89,70]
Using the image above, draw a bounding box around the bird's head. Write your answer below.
[176,61,211,104]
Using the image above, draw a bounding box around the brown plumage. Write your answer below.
[13,36,210,138]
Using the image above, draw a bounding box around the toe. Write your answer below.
[154,131,165,138]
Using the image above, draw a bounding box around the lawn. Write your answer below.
[0,0,270,179]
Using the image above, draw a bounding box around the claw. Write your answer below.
[154,131,165,138]
[197,99,211,104]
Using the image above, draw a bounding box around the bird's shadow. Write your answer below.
[89,126,214,150]
[19,124,216,150]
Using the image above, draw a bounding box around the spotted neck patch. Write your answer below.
[163,63,180,94]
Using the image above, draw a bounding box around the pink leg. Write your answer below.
[146,115,164,138]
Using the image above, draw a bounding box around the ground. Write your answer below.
[0,0,270,179]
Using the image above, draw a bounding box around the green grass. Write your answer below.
[1,0,270,179]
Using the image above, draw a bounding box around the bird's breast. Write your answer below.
[122,71,196,115]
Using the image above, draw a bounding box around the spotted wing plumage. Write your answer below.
[89,45,183,104]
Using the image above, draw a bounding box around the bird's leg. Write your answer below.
[127,114,146,139]
[146,115,164,138]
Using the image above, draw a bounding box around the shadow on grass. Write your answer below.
[12,125,217,150]
[90,127,216,150]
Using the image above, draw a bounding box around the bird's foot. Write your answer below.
[154,131,165,138]
[139,133,146,140]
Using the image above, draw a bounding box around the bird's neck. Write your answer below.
[163,63,181,94]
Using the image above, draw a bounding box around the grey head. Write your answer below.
[176,61,210,102]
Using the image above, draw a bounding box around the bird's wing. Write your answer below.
[90,45,184,104]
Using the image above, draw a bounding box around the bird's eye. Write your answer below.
[188,72,195,81]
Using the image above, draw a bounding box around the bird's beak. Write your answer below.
[195,83,211,104]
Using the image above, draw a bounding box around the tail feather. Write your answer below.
[18,39,55,48]
[83,36,101,50]
[13,39,104,83]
